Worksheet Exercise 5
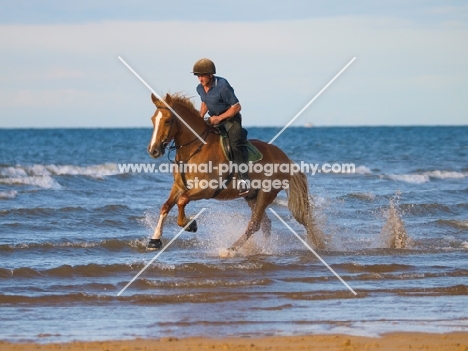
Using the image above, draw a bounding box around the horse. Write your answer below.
[146,92,324,255]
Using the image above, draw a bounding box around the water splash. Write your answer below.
[305,194,329,250]
[380,191,409,249]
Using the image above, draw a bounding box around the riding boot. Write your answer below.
[226,115,250,195]
[238,171,250,196]
[236,142,250,195]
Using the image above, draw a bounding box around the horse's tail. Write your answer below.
[287,171,326,250]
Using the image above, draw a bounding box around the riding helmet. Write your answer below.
[192,58,216,75]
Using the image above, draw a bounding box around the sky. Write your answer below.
[0,1,467,128]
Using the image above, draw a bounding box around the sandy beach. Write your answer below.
[2,333,468,351]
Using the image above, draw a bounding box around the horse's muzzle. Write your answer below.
[147,143,167,159]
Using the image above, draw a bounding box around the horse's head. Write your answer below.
[147,93,176,159]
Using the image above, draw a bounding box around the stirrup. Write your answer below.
[238,179,250,196]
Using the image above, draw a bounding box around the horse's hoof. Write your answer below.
[185,219,197,233]
[219,248,237,258]
[147,239,162,250]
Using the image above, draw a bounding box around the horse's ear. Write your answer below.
[151,93,159,105]
[164,93,172,106]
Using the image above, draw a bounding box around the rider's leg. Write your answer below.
[228,114,250,194]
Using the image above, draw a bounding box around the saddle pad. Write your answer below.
[220,136,263,162]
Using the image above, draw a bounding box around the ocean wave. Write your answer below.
[346,192,376,201]
[0,292,244,305]
[133,277,273,289]
[0,190,17,199]
[45,163,119,179]
[279,284,468,299]
[0,260,303,279]
[0,163,119,189]
[0,292,114,305]
[332,262,414,273]
[0,290,361,305]
[0,163,118,179]
[0,175,60,189]
[0,237,147,252]
[0,262,158,279]
[2,283,467,305]
[384,170,468,184]
[0,204,131,218]
[396,284,468,296]
[437,219,468,230]
[424,170,468,179]
[355,165,372,175]
[398,203,453,218]
[386,174,430,184]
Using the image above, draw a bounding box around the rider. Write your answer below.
[192,58,250,195]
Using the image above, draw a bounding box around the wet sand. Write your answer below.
[2,333,468,351]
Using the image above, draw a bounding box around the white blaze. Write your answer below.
[150,111,163,150]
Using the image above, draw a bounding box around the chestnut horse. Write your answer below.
[146,93,324,254]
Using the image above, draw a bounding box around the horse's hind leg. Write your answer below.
[245,197,271,239]
[229,190,278,252]
[261,213,272,239]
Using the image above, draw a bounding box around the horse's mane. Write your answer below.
[169,93,200,118]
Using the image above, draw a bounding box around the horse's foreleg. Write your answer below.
[147,188,181,250]
[151,203,172,239]
[177,194,197,232]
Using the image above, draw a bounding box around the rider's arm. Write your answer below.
[213,103,241,123]
[200,101,208,118]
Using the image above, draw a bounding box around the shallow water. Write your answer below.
[1,126,468,342]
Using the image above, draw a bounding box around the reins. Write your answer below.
[166,128,210,163]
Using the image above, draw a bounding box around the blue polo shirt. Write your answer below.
[196,76,239,116]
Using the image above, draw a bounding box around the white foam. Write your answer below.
[387,174,430,184]
[27,165,52,176]
[0,165,60,189]
[385,170,467,184]
[0,175,61,189]
[0,190,17,199]
[1,164,118,179]
[355,165,372,175]
[0,164,119,189]
[45,163,119,179]
[0,166,28,178]
[424,170,467,179]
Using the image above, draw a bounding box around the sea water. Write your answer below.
[1,126,468,342]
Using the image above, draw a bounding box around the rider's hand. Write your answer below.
[209,115,221,125]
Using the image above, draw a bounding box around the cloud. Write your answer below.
[0,16,467,127]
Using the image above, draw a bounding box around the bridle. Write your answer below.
[154,105,210,163]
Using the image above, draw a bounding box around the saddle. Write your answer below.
[221,136,263,162]
[216,122,263,162]
[202,122,263,198]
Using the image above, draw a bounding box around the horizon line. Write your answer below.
[1,124,467,130]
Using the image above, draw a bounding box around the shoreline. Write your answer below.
[1,332,468,351]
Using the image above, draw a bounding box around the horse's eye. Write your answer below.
[164,120,172,126]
